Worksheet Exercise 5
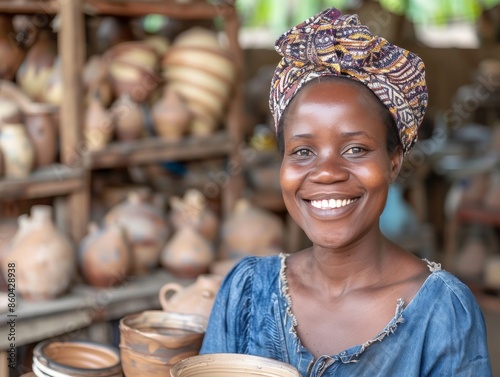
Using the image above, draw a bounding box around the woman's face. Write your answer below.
[280,78,403,249]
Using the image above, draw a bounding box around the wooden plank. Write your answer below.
[0,0,59,14]
[83,0,235,19]
[0,165,84,200]
[84,131,232,169]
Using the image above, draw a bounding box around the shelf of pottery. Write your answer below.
[0,0,245,242]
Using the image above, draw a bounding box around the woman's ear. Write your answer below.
[389,146,404,183]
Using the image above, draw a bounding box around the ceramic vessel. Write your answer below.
[159,274,222,319]
[32,339,122,377]
[151,86,192,141]
[2,205,75,300]
[95,16,134,53]
[160,226,214,279]
[24,102,58,168]
[0,99,23,125]
[170,353,300,377]
[119,310,207,377]
[0,123,34,178]
[169,189,219,242]
[219,198,285,260]
[110,94,145,141]
[84,90,114,151]
[43,56,63,106]
[79,222,132,287]
[104,189,170,275]
[0,14,27,80]
[16,28,58,102]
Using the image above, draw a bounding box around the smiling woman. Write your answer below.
[200,7,492,377]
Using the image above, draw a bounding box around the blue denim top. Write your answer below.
[200,254,492,377]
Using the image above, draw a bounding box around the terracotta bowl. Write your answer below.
[119,310,207,377]
[32,339,122,377]
[170,353,301,377]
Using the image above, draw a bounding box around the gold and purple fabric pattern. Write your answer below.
[269,7,428,154]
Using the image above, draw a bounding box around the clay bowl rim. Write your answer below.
[170,353,301,377]
[33,339,122,375]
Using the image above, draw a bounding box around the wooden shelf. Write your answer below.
[456,205,500,227]
[0,0,59,14]
[83,0,236,19]
[83,131,233,169]
[0,165,84,200]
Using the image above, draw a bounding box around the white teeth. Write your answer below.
[310,198,357,210]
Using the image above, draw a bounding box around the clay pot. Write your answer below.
[104,189,170,275]
[0,123,35,178]
[84,90,114,151]
[151,86,192,141]
[95,16,134,54]
[16,28,58,102]
[78,222,132,288]
[169,189,219,242]
[110,94,145,141]
[119,310,207,377]
[24,102,58,168]
[160,226,214,279]
[170,353,301,377]
[219,199,285,260]
[0,99,23,125]
[43,56,63,106]
[159,274,222,319]
[1,205,75,300]
[0,14,27,80]
[33,339,122,377]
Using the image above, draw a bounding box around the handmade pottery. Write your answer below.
[24,102,58,168]
[1,205,75,300]
[104,189,170,275]
[43,56,63,106]
[110,94,145,141]
[170,353,300,377]
[0,99,23,125]
[159,273,222,319]
[84,89,114,151]
[95,16,135,53]
[151,86,192,141]
[219,198,285,259]
[16,28,58,102]
[78,222,132,288]
[160,226,214,279]
[0,123,35,178]
[0,14,27,80]
[119,310,207,377]
[32,339,122,377]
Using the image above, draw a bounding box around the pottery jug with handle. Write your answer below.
[159,273,222,319]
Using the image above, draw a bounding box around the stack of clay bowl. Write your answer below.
[32,339,122,377]
[119,310,207,377]
[170,353,301,377]
[162,27,237,136]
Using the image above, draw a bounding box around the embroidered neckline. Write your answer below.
[278,254,442,360]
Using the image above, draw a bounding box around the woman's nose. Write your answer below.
[308,154,350,184]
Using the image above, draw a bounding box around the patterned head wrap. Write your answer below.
[269,7,428,154]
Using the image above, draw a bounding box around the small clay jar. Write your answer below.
[84,89,114,151]
[159,273,222,319]
[0,123,35,178]
[78,222,132,288]
[2,205,75,300]
[110,94,145,141]
[151,86,192,141]
[23,102,58,168]
[33,339,122,377]
[0,99,23,125]
[0,14,27,80]
[104,189,170,275]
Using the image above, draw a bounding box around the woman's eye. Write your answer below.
[293,148,313,156]
[344,146,366,155]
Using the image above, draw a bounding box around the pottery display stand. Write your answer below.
[0,269,193,377]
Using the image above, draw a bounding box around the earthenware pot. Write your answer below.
[0,99,23,125]
[119,310,207,377]
[2,205,75,300]
[159,273,222,319]
[104,189,170,275]
[170,353,300,377]
[110,94,145,141]
[0,14,27,80]
[78,222,132,287]
[0,123,34,178]
[84,89,114,151]
[151,86,192,141]
[33,339,122,377]
[16,28,57,102]
[24,102,58,168]
[160,226,214,279]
